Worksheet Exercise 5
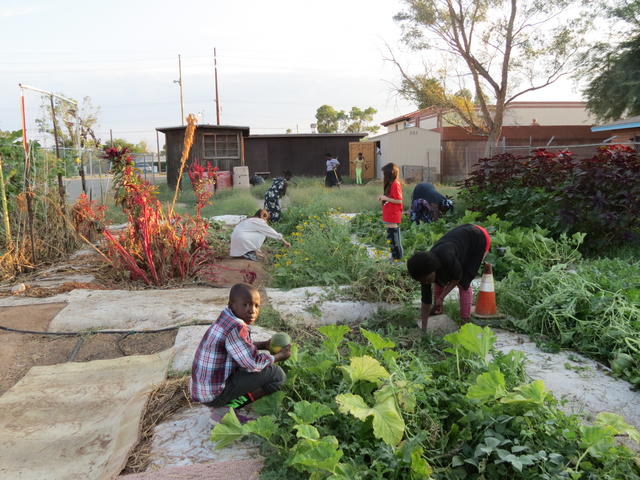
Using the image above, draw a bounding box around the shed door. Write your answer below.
[348,142,375,180]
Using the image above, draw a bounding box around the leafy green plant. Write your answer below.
[211,324,640,479]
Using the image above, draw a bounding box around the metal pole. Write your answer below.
[110,128,113,146]
[214,48,220,125]
[76,110,86,194]
[20,93,37,263]
[156,130,161,174]
[178,54,184,125]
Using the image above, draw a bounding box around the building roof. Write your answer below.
[591,115,640,132]
[156,124,250,135]
[247,133,368,139]
[380,107,440,127]
[368,126,440,141]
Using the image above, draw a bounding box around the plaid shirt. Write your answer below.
[190,307,274,404]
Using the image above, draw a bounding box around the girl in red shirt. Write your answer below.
[378,163,403,260]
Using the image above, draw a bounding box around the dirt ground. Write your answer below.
[0,302,176,395]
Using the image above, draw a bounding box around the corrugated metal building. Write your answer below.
[244,133,367,177]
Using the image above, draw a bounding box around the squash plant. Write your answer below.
[212,324,640,479]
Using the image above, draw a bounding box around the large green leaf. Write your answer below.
[289,436,344,474]
[295,424,320,440]
[251,390,285,416]
[340,355,390,385]
[467,367,506,402]
[595,412,640,444]
[244,415,277,440]
[289,400,334,424]
[318,325,350,354]
[360,327,396,351]
[410,446,433,479]
[335,391,405,446]
[500,380,549,406]
[210,409,245,449]
[579,424,616,458]
[444,323,495,364]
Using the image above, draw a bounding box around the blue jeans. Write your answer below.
[386,227,403,259]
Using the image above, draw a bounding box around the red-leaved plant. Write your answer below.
[188,162,218,216]
[71,193,107,241]
[100,148,212,285]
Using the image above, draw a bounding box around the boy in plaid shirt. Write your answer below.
[190,283,291,423]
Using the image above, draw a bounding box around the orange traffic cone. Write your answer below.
[472,263,504,319]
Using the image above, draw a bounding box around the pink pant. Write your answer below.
[435,284,473,319]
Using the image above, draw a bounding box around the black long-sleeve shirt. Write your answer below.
[420,224,488,304]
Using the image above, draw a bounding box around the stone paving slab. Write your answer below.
[210,215,247,226]
[48,288,230,332]
[0,349,173,480]
[144,405,262,470]
[415,314,460,335]
[120,461,262,480]
[171,324,275,373]
[493,329,640,430]
[0,292,72,307]
[265,286,396,326]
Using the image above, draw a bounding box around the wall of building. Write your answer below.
[502,104,595,126]
[371,127,441,182]
[244,134,366,177]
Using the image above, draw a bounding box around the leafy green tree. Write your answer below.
[106,138,149,154]
[583,0,640,121]
[392,0,591,153]
[315,105,379,134]
[35,95,100,148]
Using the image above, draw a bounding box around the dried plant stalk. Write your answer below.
[170,114,198,212]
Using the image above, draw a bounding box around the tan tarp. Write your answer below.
[0,349,173,480]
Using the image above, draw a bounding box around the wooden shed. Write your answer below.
[156,124,250,188]
[244,133,367,177]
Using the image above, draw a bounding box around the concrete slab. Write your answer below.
[0,292,72,307]
[171,324,275,373]
[145,405,262,470]
[210,215,246,226]
[265,286,396,326]
[48,288,230,332]
[416,314,460,335]
[120,461,262,480]
[493,329,640,430]
[0,349,173,480]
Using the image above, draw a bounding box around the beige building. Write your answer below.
[368,127,441,182]
[383,102,595,133]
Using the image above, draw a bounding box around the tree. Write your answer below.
[106,138,149,154]
[35,95,100,149]
[583,0,640,121]
[392,0,591,153]
[315,105,380,134]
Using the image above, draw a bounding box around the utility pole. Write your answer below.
[174,54,184,125]
[110,128,113,145]
[214,48,220,125]
[156,130,161,174]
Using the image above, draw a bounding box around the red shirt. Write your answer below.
[382,180,403,224]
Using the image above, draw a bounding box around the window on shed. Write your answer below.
[203,134,239,159]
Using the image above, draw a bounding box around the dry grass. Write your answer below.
[122,375,192,474]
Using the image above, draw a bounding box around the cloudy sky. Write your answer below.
[1,0,583,149]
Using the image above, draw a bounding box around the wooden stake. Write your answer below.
[0,155,12,247]
[20,94,37,264]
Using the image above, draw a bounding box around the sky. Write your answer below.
[0,0,585,150]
